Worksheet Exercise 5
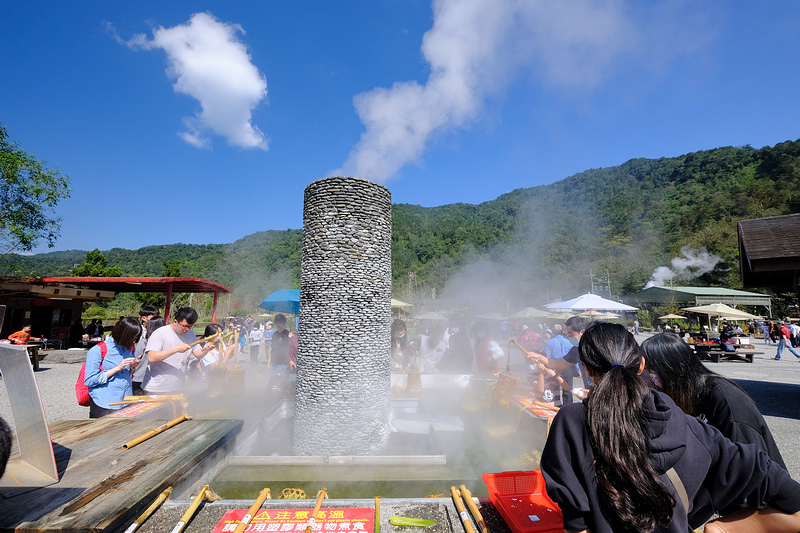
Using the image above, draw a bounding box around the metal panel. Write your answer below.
[0,343,58,497]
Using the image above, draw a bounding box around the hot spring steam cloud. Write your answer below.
[294,176,392,456]
[644,246,723,289]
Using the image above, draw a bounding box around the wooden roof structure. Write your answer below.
[39,276,232,322]
[738,213,800,289]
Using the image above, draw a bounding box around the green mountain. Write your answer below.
[4,139,800,308]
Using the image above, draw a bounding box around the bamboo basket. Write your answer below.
[490,343,519,407]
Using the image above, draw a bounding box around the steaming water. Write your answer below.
[200,374,548,499]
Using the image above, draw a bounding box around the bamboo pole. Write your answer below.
[233,488,271,533]
[450,487,476,533]
[123,487,172,533]
[459,485,489,533]
[123,415,192,450]
[170,484,218,533]
[532,399,560,411]
[109,397,184,406]
[122,395,185,402]
[510,339,571,391]
[374,497,381,533]
[304,488,327,533]
[185,330,222,349]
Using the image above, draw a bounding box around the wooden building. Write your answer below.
[738,213,800,290]
[0,276,231,344]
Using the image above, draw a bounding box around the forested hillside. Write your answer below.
[4,139,800,309]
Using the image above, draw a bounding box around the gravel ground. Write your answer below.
[1,339,799,483]
[0,350,90,430]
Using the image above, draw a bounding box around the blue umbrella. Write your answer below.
[258,289,300,314]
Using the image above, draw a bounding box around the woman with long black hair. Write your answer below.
[541,322,800,533]
[641,332,785,469]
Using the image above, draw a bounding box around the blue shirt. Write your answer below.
[546,335,573,360]
[84,337,134,410]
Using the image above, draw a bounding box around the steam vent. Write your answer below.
[294,176,392,455]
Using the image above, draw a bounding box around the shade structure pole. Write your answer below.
[212,291,219,324]
[165,282,173,321]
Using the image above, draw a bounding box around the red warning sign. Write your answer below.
[211,507,374,532]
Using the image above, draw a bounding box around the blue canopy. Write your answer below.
[258,289,300,314]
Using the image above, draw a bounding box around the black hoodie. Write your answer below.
[541,391,800,532]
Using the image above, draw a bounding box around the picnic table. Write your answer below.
[22,343,41,370]
[691,341,762,363]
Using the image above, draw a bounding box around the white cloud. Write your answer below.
[336,0,698,182]
[126,12,268,150]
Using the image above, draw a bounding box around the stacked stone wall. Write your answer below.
[294,176,392,455]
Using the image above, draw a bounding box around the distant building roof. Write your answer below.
[629,286,771,308]
[40,277,231,294]
[739,213,800,289]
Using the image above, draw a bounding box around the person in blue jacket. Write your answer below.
[84,316,142,418]
[541,322,800,533]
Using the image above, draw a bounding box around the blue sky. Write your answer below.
[2,1,800,254]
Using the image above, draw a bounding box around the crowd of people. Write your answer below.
[390,313,800,531]
[71,307,800,531]
[81,306,299,417]
[539,322,800,532]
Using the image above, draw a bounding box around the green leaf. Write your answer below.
[389,516,436,527]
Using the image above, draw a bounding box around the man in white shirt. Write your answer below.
[141,307,213,394]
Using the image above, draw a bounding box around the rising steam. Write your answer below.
[335,0,663,182]
[644,246,722,289]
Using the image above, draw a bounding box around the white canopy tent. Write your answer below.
[547,293,638,312]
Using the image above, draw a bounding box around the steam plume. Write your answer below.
[644,246,722,289]
[335,0,638,181]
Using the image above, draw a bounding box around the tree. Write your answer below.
[162,260,182,277]
[0,122,71,253]
[135,260,183,309]
[72,249,122,276]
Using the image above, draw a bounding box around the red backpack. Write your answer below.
[76,341,107,407]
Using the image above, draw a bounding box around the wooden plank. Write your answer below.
[0,418,242,532]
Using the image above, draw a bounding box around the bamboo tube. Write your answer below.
[304,488,327,533]
[450,487,476,533]
[374,497,380,533]
[170,484,218,533]
[185,330,223,349]
[233,488,271,533]
[123,487,172,533]
[459,485,489,533]
[532,399,560,411]
[109,397,180,406]
[511,339,571,391]
[122,395,185,402]
[123,415,192,450]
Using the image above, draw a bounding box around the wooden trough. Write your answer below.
[0,417,242,532]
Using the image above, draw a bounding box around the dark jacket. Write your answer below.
[699,376,786,469]
[541,391,800,532]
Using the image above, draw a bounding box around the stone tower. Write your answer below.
[293,176,392,455]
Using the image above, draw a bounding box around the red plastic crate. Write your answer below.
[482,470,563,533]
